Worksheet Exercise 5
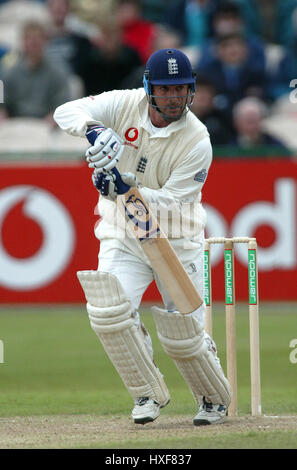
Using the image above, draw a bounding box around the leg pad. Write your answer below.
[152,307,231,406]
[77,270,170,405]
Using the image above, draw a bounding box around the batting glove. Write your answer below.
[92,168,137,201]
[85,125,124,171]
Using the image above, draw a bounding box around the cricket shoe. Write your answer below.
[132,397,169,425]
[193,397,227,426]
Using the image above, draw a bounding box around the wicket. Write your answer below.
[204,237,261,417]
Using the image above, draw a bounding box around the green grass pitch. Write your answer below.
[0,303,296,448]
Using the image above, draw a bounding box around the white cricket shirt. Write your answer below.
[54,88,213,245]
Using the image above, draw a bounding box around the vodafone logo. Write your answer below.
[125,127,138,142]
[124,127,139,149]
[205,178,296,270]
[0,185,75,290]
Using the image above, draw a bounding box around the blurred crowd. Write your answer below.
[0,0,297,154]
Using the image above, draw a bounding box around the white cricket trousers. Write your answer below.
[97,235,206,331]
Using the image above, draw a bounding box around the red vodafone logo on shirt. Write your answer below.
[125,127,138,141]
[124,127,139,149]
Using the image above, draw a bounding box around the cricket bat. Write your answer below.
[86,130,203,314]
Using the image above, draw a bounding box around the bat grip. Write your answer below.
[86,128,130,194]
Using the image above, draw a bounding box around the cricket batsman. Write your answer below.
[54,48,232,425]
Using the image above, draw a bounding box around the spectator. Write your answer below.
[191,76,235,144]
[0,0,50,56]
[120,24,183,90]
[162,0,218,47]
[116,0,157,64]
[230,0,262,38]
[0,21,70,124]
[250,0,275,42]
[153,24,183,51]
[69,0,117,28]
[196,33,266,125]
[85,18,142,96]
[45,0,97,93]
[266,47,297,101]
[265,5,297,102]
[141,0,169,23]
[46,0,96,38]
[230,97,290,150]
[199,1,265,71]
[274,0,297,47]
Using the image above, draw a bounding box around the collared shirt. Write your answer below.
[54,88,212,243]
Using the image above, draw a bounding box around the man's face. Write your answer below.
[152,84,190,120]
[235,107,262,138]
[192,84,214,116]
[23,29,46,63]
[214,13,242,36]
[218,37,247,65]
[48,0,69,25]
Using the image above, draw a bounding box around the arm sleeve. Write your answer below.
[53,90,126,137]
[140,136,212,206]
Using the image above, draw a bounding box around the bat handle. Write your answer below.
[86,128,130,194]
